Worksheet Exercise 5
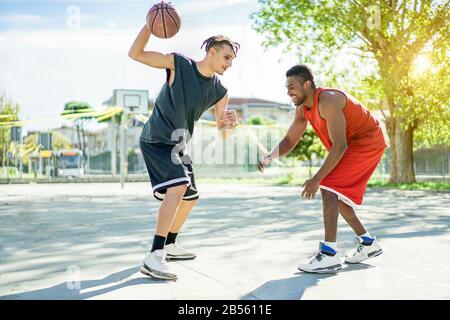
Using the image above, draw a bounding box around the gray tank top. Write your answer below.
[140,53,227,145]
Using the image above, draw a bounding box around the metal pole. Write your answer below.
[39,155,43,176]
[33,157,37,180]
[13,141,19,178]
[3,144,8,177]
[86,147,89,175]
[2,144,5,177]
[111,121,116,176]
[19,134,23,179]
[120,114,126,189]
[6,144,9,182]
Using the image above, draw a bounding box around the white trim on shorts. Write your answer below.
[182,193,199,200]
[319,185,361,208]
[152,177,191,192]
[154,191,165,201]
[154,190,199,201]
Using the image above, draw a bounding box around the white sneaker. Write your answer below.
[345,236,383,264]
[140,249,177,280]
[298,242,343,273]
[165,243,196,260]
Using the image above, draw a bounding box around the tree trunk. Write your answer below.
[76,122,86,170]
[80,124,88,170]
[388,117,416,183]
[76,122,82,151]
[81,126,87,157]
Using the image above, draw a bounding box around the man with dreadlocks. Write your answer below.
[128,25,240,280]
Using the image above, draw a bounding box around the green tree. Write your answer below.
[62,101,94,165]
[252,0,449,183]
[406,48,450,148]
[247,115,276,125]
[287,127,327,177]
[0,93,20,166]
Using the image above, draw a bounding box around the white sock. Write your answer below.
[358,232,373,239]
[323,241,338,252]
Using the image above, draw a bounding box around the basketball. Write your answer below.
[146,1,181,39]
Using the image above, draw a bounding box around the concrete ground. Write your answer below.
[0,182,449,300]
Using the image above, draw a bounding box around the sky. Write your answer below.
[0,0,301,132]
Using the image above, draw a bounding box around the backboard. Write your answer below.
[113,89,148,114]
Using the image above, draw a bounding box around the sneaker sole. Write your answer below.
[298,264,343,274]
[166,254,196,261]
[140,264,177,281]
[345,249,383,264]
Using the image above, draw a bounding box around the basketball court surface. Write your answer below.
[0,183,449,299]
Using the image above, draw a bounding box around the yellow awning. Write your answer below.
[40,150,52,158]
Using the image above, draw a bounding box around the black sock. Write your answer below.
[151,235,166,252]
[165,232,178,245]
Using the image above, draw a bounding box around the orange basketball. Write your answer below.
[146,1,181,39]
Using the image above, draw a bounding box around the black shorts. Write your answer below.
[140,141,199,201]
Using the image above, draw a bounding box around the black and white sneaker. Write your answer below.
[140,249,177,280]
[345,236,383,264]
[298,242,343,273]
[165,243,196,260]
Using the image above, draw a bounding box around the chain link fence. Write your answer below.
[1,124,449,181]
[376,146,450,180]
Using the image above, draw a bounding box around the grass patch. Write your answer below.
[197,177,275,185]
[367,180,450,191]
[198,176,450,190]
[198,175,307,186]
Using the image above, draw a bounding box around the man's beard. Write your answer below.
[294,95,307,106]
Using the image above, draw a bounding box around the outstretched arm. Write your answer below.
[128,25,174,70]
[258,106,307,172]
[271,106,308,159]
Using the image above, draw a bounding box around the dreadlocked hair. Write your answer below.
[201,35,240,57]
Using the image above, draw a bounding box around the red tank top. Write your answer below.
[303,87,387,151]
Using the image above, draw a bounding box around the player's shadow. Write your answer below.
[0,266,168,300]
[241,263,374,300]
